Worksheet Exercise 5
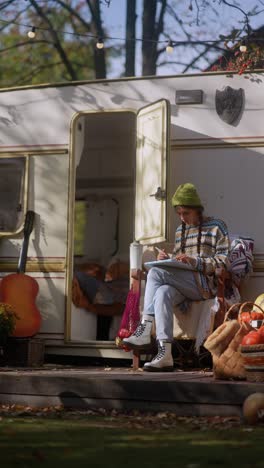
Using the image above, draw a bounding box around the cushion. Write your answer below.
[76,262,105,281]
[105,261,129,282]
[229,236,254,280]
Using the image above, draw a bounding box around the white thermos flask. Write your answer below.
[130,241,143,270]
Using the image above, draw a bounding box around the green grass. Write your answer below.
[0,416,263,467]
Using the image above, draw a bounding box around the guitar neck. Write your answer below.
[17,236,30,274]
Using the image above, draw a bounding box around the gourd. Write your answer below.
[254,294,264,311]
[242,392,264,424]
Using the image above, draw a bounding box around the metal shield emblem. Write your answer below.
[215,86,244,124]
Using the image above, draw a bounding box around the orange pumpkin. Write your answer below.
[258,326,264,340]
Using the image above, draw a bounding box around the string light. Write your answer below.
[166,40,174,53]
[239,41,247,53]
[96,38,104,49]
[0,17,262,50]
[27,26,36,39]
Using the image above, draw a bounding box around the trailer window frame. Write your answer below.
[0,154,29,237]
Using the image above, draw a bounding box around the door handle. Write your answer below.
[149,187,166,201]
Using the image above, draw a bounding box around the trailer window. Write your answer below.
[0,157,26,232]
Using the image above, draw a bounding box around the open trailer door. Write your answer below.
[135,99,170,244]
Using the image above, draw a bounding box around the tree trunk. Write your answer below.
[125,0,136,77]
[142,0,157,76]
[87,0,107,79]
[142,0,167,76]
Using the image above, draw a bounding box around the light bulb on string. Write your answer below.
[239,40,247,53]
[27,26,36,39]
[166,40,174,53]
[0,15,259,53]
[96,38,104,49]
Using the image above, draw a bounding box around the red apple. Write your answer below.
[118,328,131,339]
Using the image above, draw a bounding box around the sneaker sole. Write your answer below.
[143,366,174,372]
[121,341,153,351]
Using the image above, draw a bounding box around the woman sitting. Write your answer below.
[123,182,230,372]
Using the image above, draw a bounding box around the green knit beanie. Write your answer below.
[171,183,203,207]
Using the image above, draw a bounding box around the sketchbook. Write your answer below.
[144,259,195,271]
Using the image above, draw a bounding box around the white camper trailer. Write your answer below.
[0,71,263,359]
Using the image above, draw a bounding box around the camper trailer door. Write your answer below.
[135,99,170,244]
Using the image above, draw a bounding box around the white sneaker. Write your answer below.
[143,341,174,372]
[122,316,154,349]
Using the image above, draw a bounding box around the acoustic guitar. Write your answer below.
[0,210,41,337]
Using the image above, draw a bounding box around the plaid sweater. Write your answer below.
[173,218,230,299]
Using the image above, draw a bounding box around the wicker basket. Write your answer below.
[238,302,264,382]
[240,343,264,382]
[204,302,254,380]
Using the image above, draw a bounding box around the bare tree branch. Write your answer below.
[252,7,264,16]
[156,41,227,59]
[220,0,249,18]
[10,61,63,86]
[0,0,17,12]
[182,43,219,73]
[0,39,52,54]
[220,0,251,34]
[158,60,202,71]
[194,0,200,25]
[155,0,167,39]
[166,3,192,40]
[0,1,31,30]
[49,0,91,31]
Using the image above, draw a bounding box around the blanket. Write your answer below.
[72,275,125,317]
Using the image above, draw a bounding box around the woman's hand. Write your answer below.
[175,254,193,264]
[156,248,170,260]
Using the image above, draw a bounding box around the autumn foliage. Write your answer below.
[210,44,264,75]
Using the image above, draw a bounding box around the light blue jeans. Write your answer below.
[143,267,203,341]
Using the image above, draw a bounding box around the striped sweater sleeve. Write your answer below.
[194,220,230,275]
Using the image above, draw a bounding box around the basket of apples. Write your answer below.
[240,302,264,382]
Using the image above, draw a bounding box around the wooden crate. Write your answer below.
[3,337,45,367]
[241,344,264,382]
